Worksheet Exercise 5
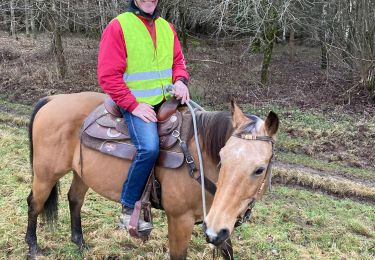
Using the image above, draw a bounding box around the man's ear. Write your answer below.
[231,100,248,128]
[264,111,279,137]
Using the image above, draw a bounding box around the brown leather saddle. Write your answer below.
[80,97,191,169]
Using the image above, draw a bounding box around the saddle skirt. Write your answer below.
[80,97,192,169]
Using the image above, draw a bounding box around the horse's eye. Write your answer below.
[253,167,265,176]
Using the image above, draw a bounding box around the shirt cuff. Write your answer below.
[175,77,189,86]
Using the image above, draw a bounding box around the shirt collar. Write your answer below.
[128,0,159,20]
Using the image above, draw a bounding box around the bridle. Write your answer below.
[231,133,275,227]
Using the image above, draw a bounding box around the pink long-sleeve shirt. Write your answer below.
[97,16,189,112]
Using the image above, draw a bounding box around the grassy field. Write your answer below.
[0,98,374,259]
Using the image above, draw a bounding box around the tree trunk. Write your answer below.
[10,0,16,37]
[343,0,355,81]
[320,1,329,69]
[53,26,67,78]
[288,29,295,62]
[112,0,119,17]
[98,0,106,32]
[48,1,67,79]
[84,0,89,34]
[30,1,36,38]
[367,67,375,101]
[321,44,328,69]
[25,0,30,37]
[260,6,277,85]
[1,1,8,31]
[179,0,188,52]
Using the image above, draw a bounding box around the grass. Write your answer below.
[0,98,374,259]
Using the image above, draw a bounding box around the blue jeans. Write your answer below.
[120,108,159,208]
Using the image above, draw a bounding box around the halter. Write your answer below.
[231,133,275,227]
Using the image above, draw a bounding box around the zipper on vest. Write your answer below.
[151,19,166,99]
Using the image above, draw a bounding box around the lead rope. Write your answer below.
[165,85,208,219]
[186,101,207,219]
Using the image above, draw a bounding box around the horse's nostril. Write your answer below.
[218,228,229,239]
[215,228,230,245]
[204,227,230,246]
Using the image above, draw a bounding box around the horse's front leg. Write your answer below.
[167,213,195,260]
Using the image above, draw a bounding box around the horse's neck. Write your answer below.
[189,137,220,184]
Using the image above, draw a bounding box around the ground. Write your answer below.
[0,32,374,259]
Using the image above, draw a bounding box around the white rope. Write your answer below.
[186,100,207,219]
[165,85,208,219]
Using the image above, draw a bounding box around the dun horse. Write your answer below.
[26,92,279,259]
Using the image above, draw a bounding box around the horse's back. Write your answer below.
[32,92,106,175]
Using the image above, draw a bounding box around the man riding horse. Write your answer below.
[97,0,190,232]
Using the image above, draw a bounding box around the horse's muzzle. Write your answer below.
[202,221,230,246]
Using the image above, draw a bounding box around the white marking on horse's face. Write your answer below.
[205,227,218,240]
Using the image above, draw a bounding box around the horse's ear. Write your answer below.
[265,111,279,136]
[231,100,247,128]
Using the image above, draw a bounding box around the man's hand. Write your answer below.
[173,80,190,104]
[131,103,157,123]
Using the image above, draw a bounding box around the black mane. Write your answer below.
[188,111,260,164]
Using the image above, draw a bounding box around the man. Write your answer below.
[97,0,189,232]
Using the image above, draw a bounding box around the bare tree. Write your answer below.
[24,0,30,37]
[10,0,16,37]
[98,0,106,32]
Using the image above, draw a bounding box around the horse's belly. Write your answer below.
[73,146,129,202]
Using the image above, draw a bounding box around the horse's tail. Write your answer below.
[29,97,50,175]
[29,97,59,225]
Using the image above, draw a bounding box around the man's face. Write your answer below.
[135,0,158,15]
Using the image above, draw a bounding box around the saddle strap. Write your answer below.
[179,142,197,176]
[179,139,217,196]
[195,175,217,196]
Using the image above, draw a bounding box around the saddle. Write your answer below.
[80,96,191,169]
[80,97,194,240]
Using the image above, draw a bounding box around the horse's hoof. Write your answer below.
[27,246,44,260]
[72,237,89,252]
[79,243,89,252]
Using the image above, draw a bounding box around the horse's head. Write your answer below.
[203,101,279,246]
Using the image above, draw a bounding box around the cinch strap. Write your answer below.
[124,68,172,82]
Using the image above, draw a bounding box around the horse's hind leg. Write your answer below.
[26,175,59,259]
[68,172,89,251]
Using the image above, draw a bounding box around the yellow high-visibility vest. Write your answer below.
[117,12,174,105]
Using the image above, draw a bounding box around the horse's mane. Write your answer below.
[188,111,260,165]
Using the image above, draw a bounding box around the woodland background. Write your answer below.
[0,0,374,259]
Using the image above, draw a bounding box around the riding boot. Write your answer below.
[119,205,153,232]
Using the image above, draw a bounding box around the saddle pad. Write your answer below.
[80,99,190,169]
[81,132,185,169]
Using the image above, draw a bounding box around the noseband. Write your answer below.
[231,133,275,227]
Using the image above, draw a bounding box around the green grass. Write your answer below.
[0,99,374,259]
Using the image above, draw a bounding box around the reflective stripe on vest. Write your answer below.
[123,68,172,82]
[117,12,174,105]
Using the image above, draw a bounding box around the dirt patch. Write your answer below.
[0,48,20,62]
